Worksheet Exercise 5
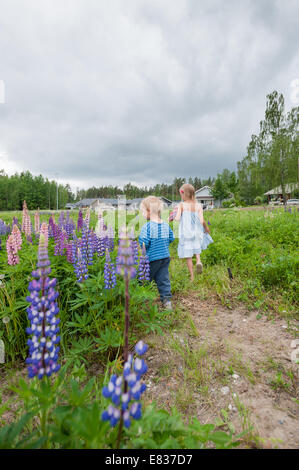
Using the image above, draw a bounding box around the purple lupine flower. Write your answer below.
[80,226,89,262]
[84,209,90,229]
[208,220,211,226]
[87,229,95,266]
[101,342,148,428]
[25,233,60,379]
[0,219,11,236]
[65,218,76,237]
[104,249,117,289]
[107,226,115,252]
[48,216,55,238]
[54,228,68,256]
[138,243,150,283]
[73,247,88,282]
[66,241,74,263]
[96,234,107,256]
[131,239,139,265]
[77,210,83,231]
[58,211,65,229]
[96,216,108,256]
[116,230,136,279]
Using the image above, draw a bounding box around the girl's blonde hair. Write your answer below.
[179,183,195,201]
[140,196,163,215]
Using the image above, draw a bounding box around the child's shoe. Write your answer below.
[162,299,173,310]
[196,262,203,274]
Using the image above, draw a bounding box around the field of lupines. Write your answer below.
[0,203,298,449]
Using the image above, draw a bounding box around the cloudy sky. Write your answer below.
[0,0,298,191]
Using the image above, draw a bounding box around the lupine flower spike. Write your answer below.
[138,243,150,283]
[77,210,83,231]
[102,341,148,429]
[25,233,60,379]
[104,249,117,289]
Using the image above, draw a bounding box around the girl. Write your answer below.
[175,183,213,282]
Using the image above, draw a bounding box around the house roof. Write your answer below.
[264,183,297,195]
[195,186,213,197]
[74,198,98,206]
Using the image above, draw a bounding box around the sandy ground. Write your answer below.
[143,292,299,449]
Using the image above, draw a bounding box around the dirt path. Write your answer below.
[143,292,299,449]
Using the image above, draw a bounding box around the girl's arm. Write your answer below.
[174,202,183,221]
[197,203,204,225]
[202,218,210,234]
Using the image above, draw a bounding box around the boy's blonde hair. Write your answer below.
[140,196,163,215]
[179,183,195,201]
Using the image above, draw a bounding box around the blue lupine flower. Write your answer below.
[131,239,139,265]
[101,341,148,428]
[73,247,89,283]
[107,226,115,252]
[138,244,150,283]
[104,249,117,289]
[77,210,83,231]
[135,340,148,356]
[26,233,60,379]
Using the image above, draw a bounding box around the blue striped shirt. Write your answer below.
[138,221,175,262]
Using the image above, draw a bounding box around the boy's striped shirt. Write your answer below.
[138,221,174,262]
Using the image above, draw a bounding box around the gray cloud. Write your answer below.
[0,0,298,190]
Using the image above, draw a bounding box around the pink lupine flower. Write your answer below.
[84,208,90,229]
[34,209,40,233]
[23,213,32,237]
[21,200,29,232]
[40,222,49,247]
[6,234,20,265]
[12,225,22,250]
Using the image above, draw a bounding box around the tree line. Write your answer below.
[0,171,74,210]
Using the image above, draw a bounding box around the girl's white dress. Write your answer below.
[178,203,213,258]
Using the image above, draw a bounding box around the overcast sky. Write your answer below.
[0,0,298,191]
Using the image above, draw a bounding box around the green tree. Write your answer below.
[211,175,230,206]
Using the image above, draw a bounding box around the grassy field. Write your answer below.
[0,206,298,449]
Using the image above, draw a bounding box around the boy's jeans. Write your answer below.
[149,257,172,302]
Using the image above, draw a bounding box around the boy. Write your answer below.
[139,196,174,310]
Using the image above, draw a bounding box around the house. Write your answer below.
[65,203,77,210]
[127,198,144,211]
[159,196,173,207]
[92,199,118,212]
[264,183,297,203]
[195,186,219,208]
[74,198,98,209]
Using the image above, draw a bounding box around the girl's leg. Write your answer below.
[195,254,201,264]
[195,254,203,273]
[186,258,194,281]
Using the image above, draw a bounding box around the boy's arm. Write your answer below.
[138,224,150,249]
[168,225,175,243]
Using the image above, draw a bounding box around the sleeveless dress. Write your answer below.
[178,203,213,258]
